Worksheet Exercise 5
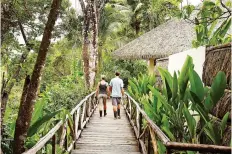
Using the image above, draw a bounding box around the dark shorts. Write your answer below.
[112,97,121,106]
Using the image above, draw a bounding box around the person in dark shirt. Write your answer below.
[96,75,110,117]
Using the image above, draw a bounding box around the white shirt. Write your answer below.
[109,76,124,97]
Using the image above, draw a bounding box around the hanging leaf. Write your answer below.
[27,110,62,137]
[210,71,226,105]
[204,122,220,145]
[203,93,214,112]
[172,71,178,101]
[220,112,229,137]
[189,67,204,101]
[183,105,196,141]
[178,56,193,99]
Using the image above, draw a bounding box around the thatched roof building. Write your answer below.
[112,19,195,60]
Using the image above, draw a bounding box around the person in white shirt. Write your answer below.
[109,72,124,119]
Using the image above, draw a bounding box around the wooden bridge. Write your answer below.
[72,99,140,154]
[23,92,231,154]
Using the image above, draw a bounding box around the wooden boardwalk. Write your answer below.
[72,99,141,154]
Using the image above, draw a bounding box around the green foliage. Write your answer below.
[128,56,229,149]
[181,0,231,47]
[128,74,155,101]
[101,55,147,81]
[2,37,88,154]
[27,109,62,137]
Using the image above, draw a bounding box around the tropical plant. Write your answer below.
[128,73,156,103]
[2,93,65,153]
[180,0,231,47]
[128,56,229,153]
[149,56,228,145]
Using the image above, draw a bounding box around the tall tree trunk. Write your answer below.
[89,0,98,87]
[13,0,61,153]
[1,21,32,135]
[96,0,106,77]
[80,0,91,88]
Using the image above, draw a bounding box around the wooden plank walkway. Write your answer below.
[71,99,141,154]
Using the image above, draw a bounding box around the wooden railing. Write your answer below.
[23,92,97,154]
[123,93,231,154]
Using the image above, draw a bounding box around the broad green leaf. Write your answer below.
[210,18,231,45]
[219,18,231,38]
[210,71,226,105]
[183,105,196,141]
[31,99,47,126]
[203,93,214,112]
[148,85,174,114]
[203,1,215,8]
[220,112,229,137]
[158,67,173,100]
[157,140,166,154]
[161,125,175,141]
[27,110,62,137]
[204,122,220,144]
[189,91,204,109]
[195,104,210,122]
[172,72,178,101]
[178,56,193,99]
[165,78,172,100]
[189,68,204,101]
[208,20,218,37]
[223,35,231,43]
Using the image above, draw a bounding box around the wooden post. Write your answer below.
[148,58,155,75]
[129,99,132,119]
[126,96,129,110]
[148,131,151,154]
[138,112,142,151]
[86,98,90,117]
[136,109,141,137]
[59,122,67,148]
[52,134,56,154]
[73,112,77,149]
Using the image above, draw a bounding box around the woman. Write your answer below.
[96,75,109,117]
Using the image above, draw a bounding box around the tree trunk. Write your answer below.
[1,20,32,128]
[80,0,91,88]
[1,21,32,132]
[13,0,61,153]
[96,0,106,77]
[89,0,98,87]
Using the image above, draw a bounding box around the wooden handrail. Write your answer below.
[126,93,170,144]
[166,142,231,153]
[23,92,96,154]
[124,92,232,154]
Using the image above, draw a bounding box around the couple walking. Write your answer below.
[96,72,124,119]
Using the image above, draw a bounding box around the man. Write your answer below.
[109,72,124,119]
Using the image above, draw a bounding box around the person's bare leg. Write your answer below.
[113,105,117,119]
[99,97,103,117]
[117,104,121,119]
[112,98,117,119]
[103,98,107,116]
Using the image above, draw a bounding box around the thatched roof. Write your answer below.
[112,19,195,59]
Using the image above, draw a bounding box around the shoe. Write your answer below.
[104,110,107,116]
[118,116,121,119]
[114,117,117,120]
